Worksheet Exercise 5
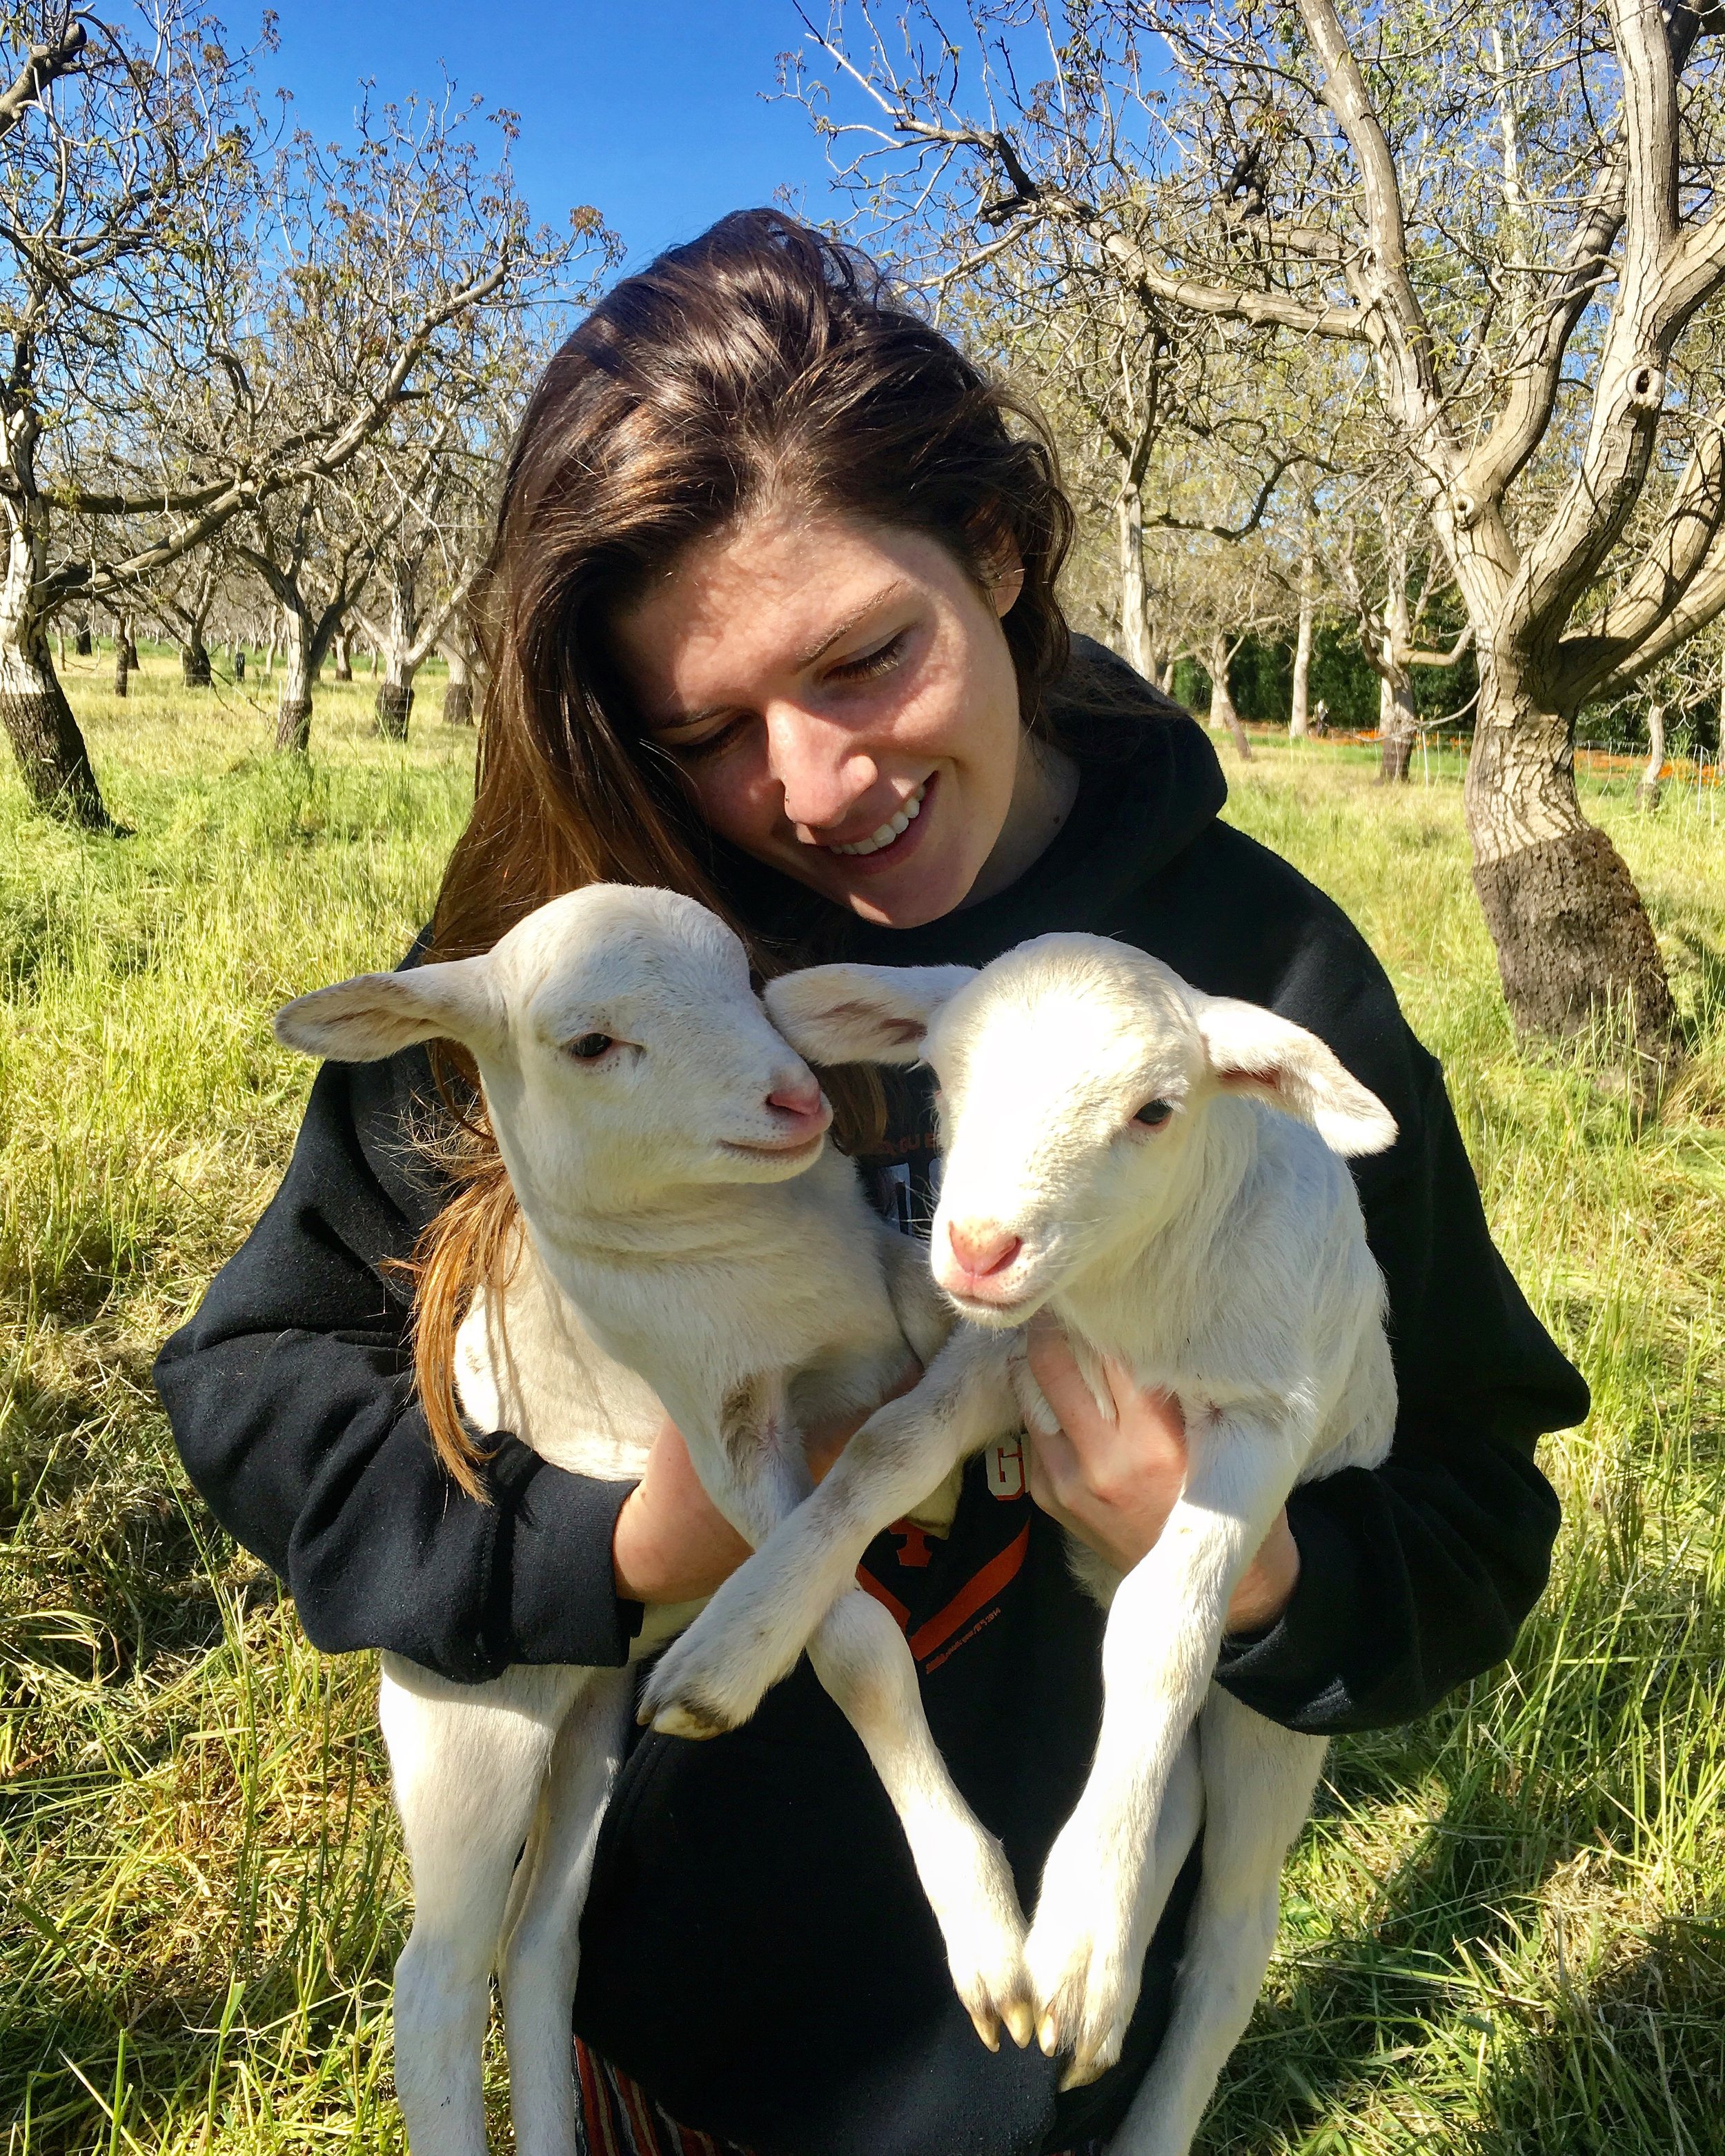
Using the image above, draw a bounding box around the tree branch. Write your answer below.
[0,17,88,146]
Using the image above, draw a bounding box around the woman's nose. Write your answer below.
[765,702,875,834]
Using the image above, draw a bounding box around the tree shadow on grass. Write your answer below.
[1196,1752,1725,2155]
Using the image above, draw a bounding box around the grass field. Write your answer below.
[3,655,1724,2155]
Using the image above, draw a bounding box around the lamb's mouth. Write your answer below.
[720,1130,829,1163]
[825,776,929,857]
[938,1281,1041,1326]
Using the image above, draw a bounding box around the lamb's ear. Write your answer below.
[274,956,502,1064]
[764,963,977,1066]
[1194,996,1398,1157]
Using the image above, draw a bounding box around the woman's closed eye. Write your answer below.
[826,629,907,686]
[665,715,750,762]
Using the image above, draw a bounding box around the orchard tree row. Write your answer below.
[0,1,615,829]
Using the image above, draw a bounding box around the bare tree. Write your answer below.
[150,544,228,688]
[796,0,1725,1058]
[1326,497,1475,782]
[0,13,611,824]
[232,471,400,752]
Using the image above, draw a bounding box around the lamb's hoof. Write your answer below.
[1001,1994,1036,2051]
[1025,1920,1132,2090]
[638,1632,774,1738]
[967,2004,1001,2053]
[638,1656,747,1738]
[643,1698,729,1740]
[945,1887,1032,2059]
[1058,2046,1112,2093]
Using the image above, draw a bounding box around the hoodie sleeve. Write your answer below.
[152,1051,642,1682]
[1212,903,1586,1734]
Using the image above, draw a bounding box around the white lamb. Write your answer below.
[639,933,1399,2155]
[273,885,1036,2156]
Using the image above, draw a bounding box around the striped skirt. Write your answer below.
[573,2039,1101,2156]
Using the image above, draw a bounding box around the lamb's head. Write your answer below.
[767,935,1395,1325]
[274,886,831,1218]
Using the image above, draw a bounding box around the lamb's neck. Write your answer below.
[526,1179,777,1272]
[1057,1097,1259,1361]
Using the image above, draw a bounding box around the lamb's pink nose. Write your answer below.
[946,1220,1023,1278]
[767,1076,824,1120]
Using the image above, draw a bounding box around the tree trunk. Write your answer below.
[1116,483,1153,680]
[0,552,116,830]
[181,633,211,688]
[441,638,474,725]
[1377,566,1419,782]
[1379,671,1418,782]
[1637,703,1666,809]
[375,679,413,740]
[121,631,139,671]
[1206,633,1252,760]
[274,609,315,753]
[1289,571,1314,738]
[1466,666,1675,1055]
[333,631,353,682]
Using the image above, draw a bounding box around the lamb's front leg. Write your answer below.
[649,1366,1032,2050]
[809,1587,1035,2051]
[1025,1408,1302,2089]
[640,1325,1015,1737]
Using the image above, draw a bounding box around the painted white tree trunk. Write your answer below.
[1637,702,1666,809]
[275,606,314,753]
[0,485,112,828]
[1116,482,1153,680]
[1205,633,1252,760]
[1289,568,1314,738]
[442,636,475,725]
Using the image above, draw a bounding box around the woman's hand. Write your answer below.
[1022,1312,1300,1636]
[611,1362,925,1606]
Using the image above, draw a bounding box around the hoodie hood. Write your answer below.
[840,637,1228,969]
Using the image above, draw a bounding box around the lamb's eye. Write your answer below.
[1134,1098,1174,1130]
[566,1033,614,1061]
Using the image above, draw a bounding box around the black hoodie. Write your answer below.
[154,649,1587,2156]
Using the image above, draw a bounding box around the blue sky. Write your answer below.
[270,2,854,271]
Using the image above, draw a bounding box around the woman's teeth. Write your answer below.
[827,779,927,858]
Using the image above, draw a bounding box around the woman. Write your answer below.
[155,212,1587,2156]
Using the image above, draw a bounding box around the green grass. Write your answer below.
[3,674,1724,2154]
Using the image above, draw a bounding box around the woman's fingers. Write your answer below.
[1025,1311,1111,1438]
[1024,1413,1084,1516]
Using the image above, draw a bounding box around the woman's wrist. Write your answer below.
[1224,1510,1301,1636]
[611,1477,749,1606]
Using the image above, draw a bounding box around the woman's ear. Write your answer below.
[989,542,1025,620]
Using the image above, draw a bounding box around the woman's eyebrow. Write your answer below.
[794,580,911,668]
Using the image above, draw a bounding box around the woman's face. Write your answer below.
[610,508,1051,929]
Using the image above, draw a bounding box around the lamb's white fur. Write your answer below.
[273,886,1032,2156]
[641,934,1397,2155]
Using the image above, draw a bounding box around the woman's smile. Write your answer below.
[824,771,930,858]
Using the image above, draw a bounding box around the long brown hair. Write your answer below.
[411,208,1076,1496]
